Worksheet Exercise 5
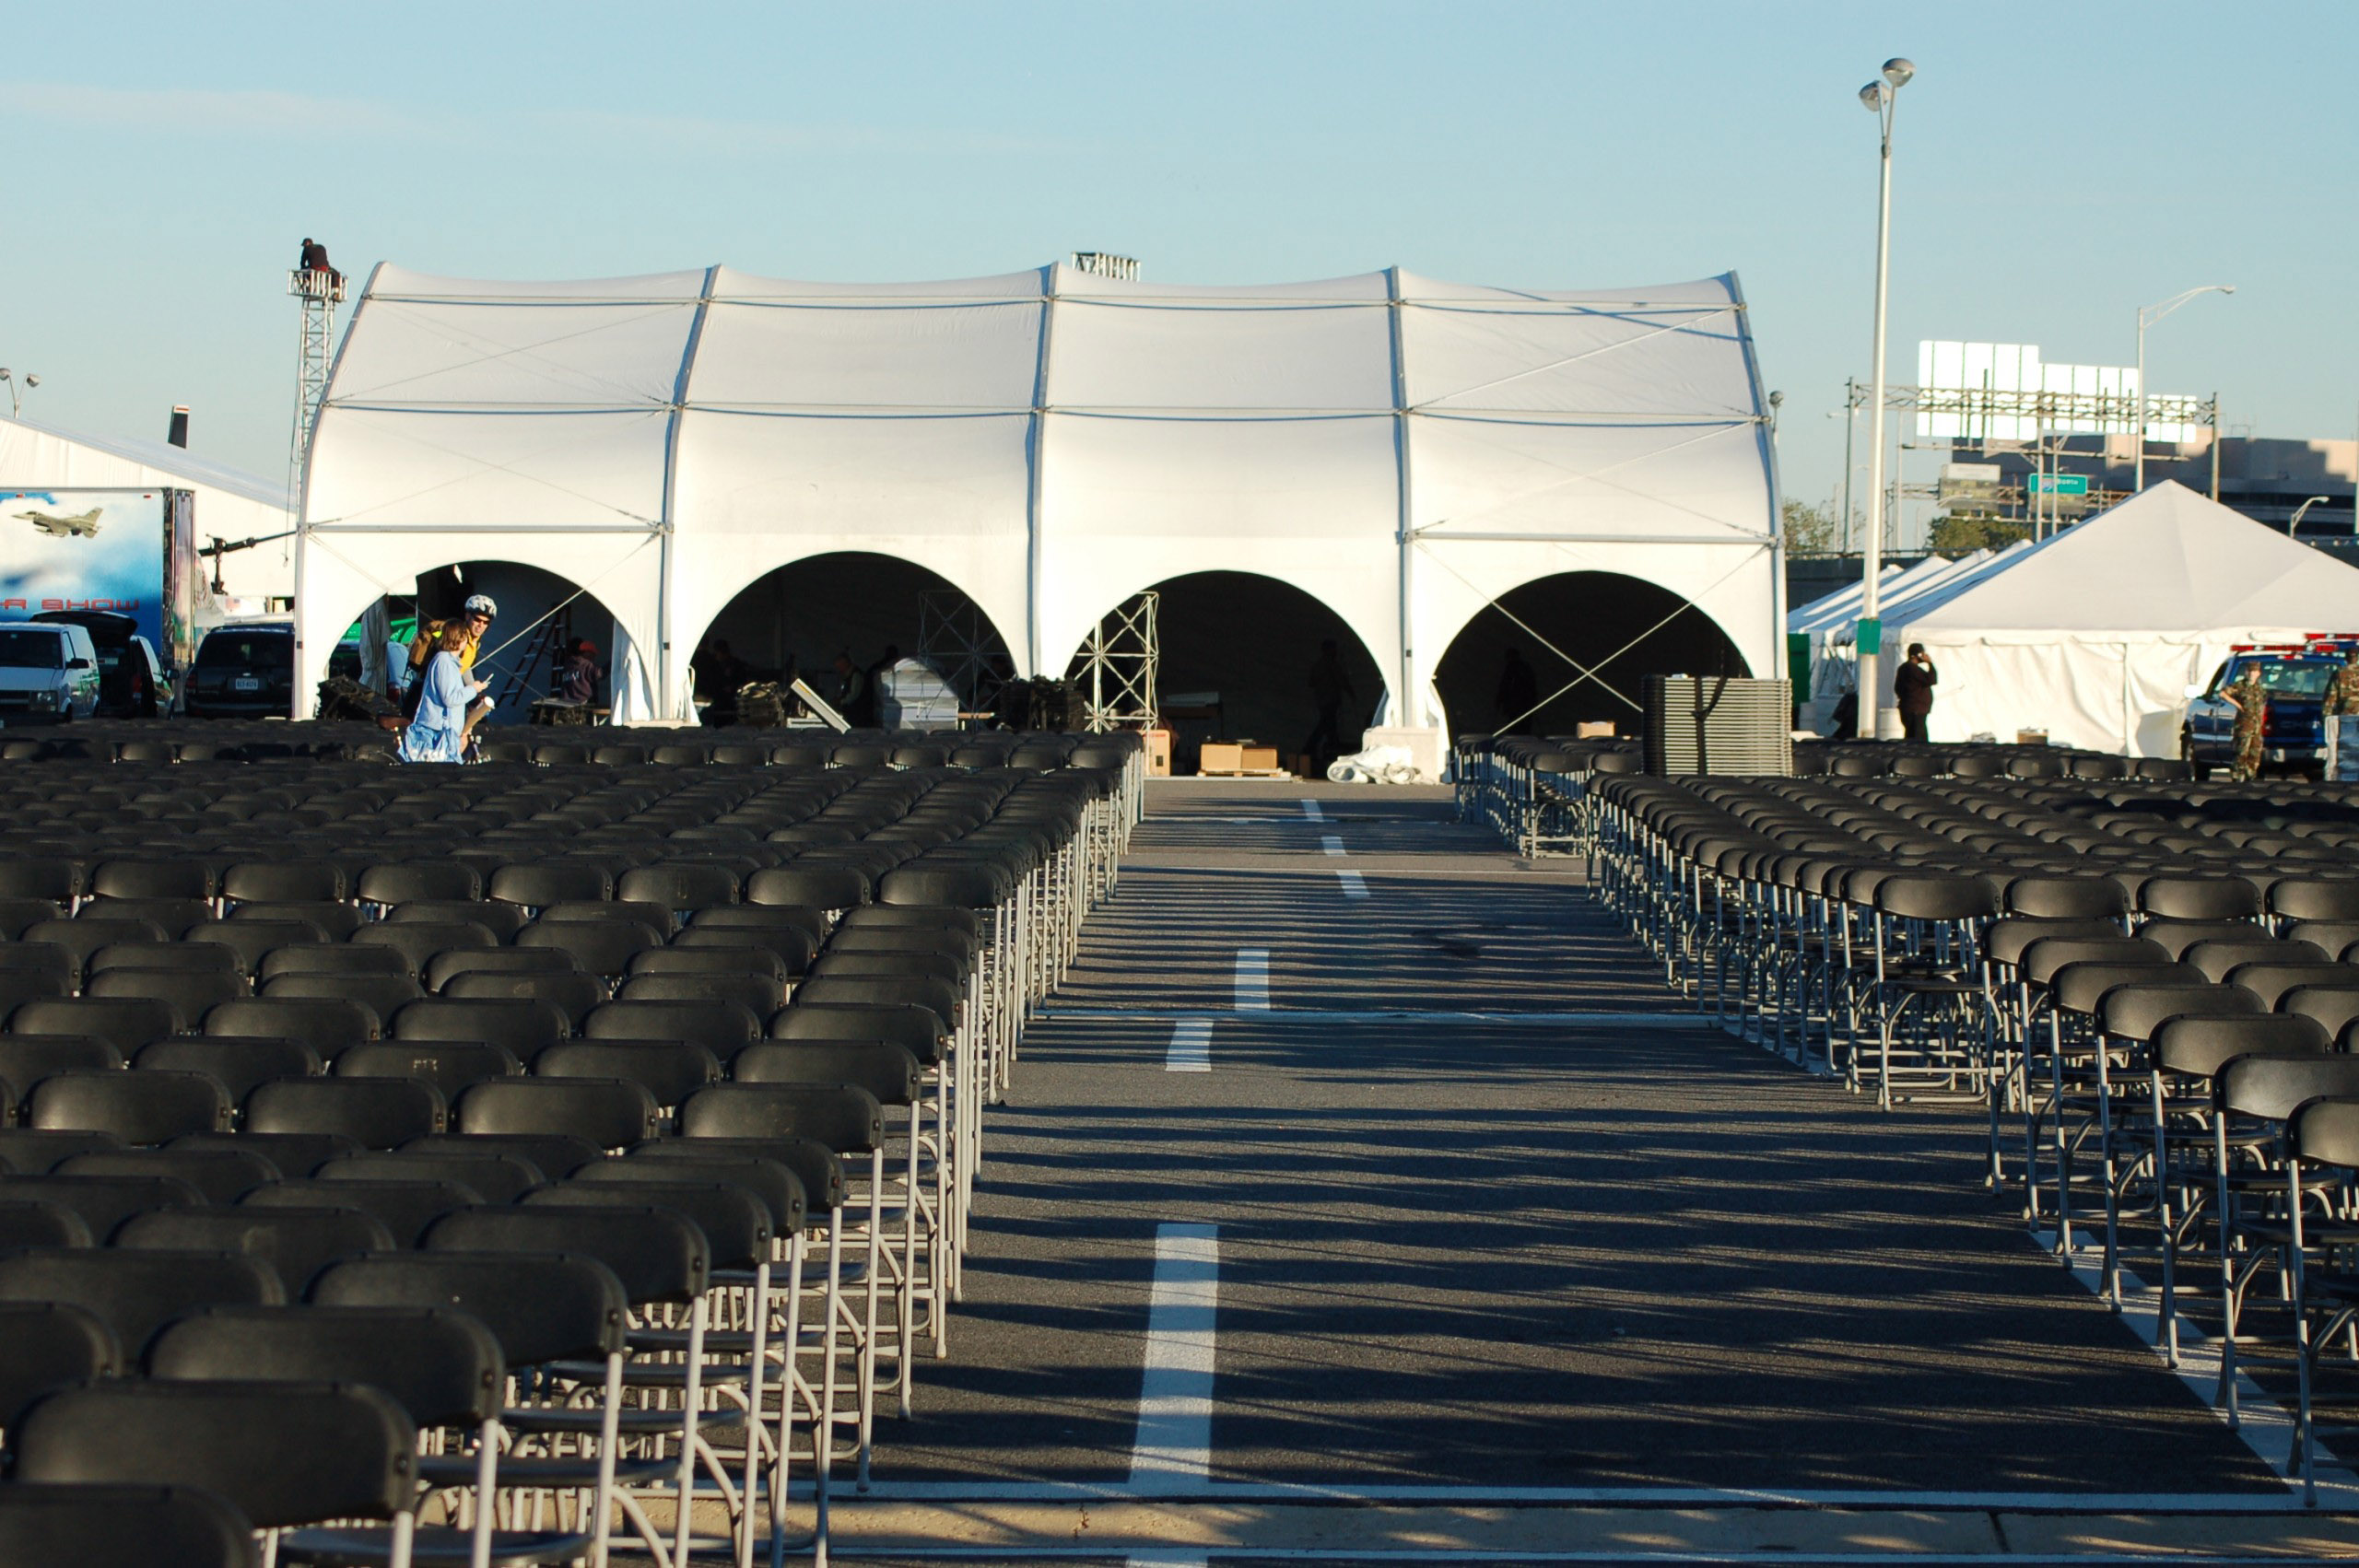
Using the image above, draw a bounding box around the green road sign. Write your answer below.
[2027,474,2089,497]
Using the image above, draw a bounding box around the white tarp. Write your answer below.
[298,263,1780,722]
[1819,483,2359,755]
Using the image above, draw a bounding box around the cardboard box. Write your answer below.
[2016,729,2049,746]
[1143,728,1173,778]
[1576,720,1615,739]
[1238,743,1279,772]
[1199,742,1244,774]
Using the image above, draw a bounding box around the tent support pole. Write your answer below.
[655,265,720,720]
[1386,266,1415,727]
[1025,264,1055,679]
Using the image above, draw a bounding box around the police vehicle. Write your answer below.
[2181,636,2359,778]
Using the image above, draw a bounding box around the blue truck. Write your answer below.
[2181,640,2357,778]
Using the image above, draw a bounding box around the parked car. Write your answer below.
[2182,641,2353,778]
[30,609,166,717]
[183,620,295,720]
[0,622,102,724]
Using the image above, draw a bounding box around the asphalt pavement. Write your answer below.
[817,778,2343,1561]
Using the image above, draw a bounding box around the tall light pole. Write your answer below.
[2290,496,2333,539]
[2134,284,2233,492]
[0,369,40,420]
[1857,56,1913,739]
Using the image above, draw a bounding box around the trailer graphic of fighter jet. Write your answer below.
[17,508,101,539]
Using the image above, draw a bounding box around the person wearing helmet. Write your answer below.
[401,592,496,726]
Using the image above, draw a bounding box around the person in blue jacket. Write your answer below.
[400,621,491,762]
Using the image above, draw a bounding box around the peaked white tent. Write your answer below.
[294,263,1781,726]
[1824,483,2359,754]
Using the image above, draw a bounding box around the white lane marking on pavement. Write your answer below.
[1320,834,1345,857]
[1165,1018,1212,1073]
[1039,1007,1713,1028]
[846,1478,2330,1511]
[1131,1223,1219,1492]
[2035,1228,2358,1503]
[1336,870,1369,899]
[1124,1555,1208,1568]
[1298,798,1324,821]
[1232,950,1269,1012]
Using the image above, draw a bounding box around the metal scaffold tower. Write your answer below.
[288,262,347,496]
[917,590,1015,716]
[1075,591,1159,731]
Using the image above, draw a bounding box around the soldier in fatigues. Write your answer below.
[2326,652,2359,779]
[2226,666,2270,781]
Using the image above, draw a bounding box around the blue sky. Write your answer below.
[4,0,2353,533]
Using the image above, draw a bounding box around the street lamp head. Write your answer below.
[1882,58,1915,88]
[21,376,36,390]
[1860,82,1887,111]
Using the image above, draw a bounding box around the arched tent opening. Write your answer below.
[1434,570,1748,739]
[349,561,626,727]
[694,552,1014,727]
[1066,570,1383,774]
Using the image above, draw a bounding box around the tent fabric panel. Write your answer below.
[1402,301,1754,417]
[1407,415,1769,542]
[367,264,710,302]
[1052,267,1389,302]
[1900,637,2208,757]
[672,409,1032,540]
[1395,271,1744,309]
[1043,300,1394,413]
[1039,413,1399,542]
[304,408,673,531]
[712,266,1049,302]
[325,298,700,408]
[687,299,1043,410]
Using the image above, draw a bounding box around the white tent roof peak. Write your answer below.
[1898,481,2359,640]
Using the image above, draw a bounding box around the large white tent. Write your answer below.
[295,262,1781,728]
[1821,483,2359,755]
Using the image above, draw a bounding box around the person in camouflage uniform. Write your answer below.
[2225,665,2270,781]
[2325,652,2359,780]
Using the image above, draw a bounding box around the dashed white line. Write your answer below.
[1337,870,1369,899]
[1232,950,1270,1012]
[1320,835,1345,857]
[1131,1223,1219,1493]
[1165,1019,1212,1073]
[1298,798,1324,821]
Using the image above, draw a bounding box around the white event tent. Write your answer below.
[1820,483,2359,755]
[294,263,1781,727]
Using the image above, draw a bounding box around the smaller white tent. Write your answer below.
[1790,549,2001,714]
[1823,483,2359,755]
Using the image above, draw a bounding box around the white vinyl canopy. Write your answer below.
[1820,483,2359,755]
[297,262,1781,722]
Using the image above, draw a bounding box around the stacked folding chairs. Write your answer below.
[0,731,1140,1565]
[1586,754,2359,1501]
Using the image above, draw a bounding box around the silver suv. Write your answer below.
[0,623,101,724]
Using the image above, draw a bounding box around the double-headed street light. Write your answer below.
[2134,285,2233,492]
[1856,55,1913,739]
[0,369,40,420]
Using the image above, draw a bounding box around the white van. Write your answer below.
[0,622,103,724]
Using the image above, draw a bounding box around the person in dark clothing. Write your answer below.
[299,238,340,288]
[1828,688,1860,740]
[1894,642,1938,742]
[1302,638,1357,766]
[1495,647,1539,735]
[695,638,751,724]
[555,638,600,706]
[833,652,875,728]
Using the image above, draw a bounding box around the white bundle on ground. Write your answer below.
[1328,745,1422,784]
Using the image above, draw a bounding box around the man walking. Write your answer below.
[1893,642,1937,743]
[1302,638,1356,768]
